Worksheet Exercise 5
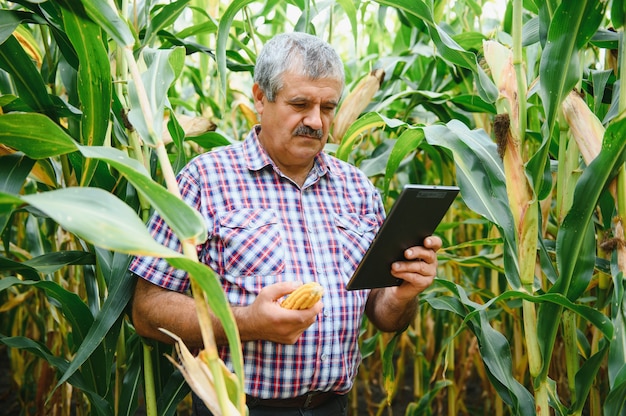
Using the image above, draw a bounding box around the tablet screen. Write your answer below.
[345,184,459,290]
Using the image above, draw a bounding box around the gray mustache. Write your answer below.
[293,126,323,139]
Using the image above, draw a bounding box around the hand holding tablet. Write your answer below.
[346,184,459,290]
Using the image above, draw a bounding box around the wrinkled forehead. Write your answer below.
[277,70,344,101]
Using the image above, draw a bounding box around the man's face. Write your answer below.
[253,70,343,180]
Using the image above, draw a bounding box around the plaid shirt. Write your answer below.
[130,126,385,398]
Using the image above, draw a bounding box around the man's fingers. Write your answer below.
[259,281,302,301]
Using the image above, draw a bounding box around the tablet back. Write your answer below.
[346,184,459,290]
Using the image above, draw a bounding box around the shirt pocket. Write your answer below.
[216,209,285,279]
[334,213,379,278]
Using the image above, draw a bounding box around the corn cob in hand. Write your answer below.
[281,282,324,310]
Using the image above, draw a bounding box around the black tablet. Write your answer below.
[346,184,459,290]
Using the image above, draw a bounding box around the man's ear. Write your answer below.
[252,83,265,115]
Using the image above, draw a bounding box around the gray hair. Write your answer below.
[253,32,345,102]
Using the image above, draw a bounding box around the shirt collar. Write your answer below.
[243,125,334,180]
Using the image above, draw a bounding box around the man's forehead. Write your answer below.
[278,74,343,100]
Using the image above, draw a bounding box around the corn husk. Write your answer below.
[331,68,384,143]
[561,91,604,166]
[160,329,241,416]
[484,40,537,292]
[237,102,259,129]
[162,114,216,145]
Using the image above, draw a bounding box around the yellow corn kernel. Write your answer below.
[281,282,324,310]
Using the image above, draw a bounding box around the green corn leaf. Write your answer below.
[0,190,23,246]
[186,131,233,151]
[23,251,95,275]
[383,127,424,197]
[117,333,143,416]
[359,331,381,359]
[373,0,497,102]
[474,312,536,416]
[556,118,626,297]
[405,380,453,415]
[426,293,468,317]
[0,113,78,158]
[545,378,568,416]
[0,153,35,194]
[424,121,521,289]
[59,0,111,148]
[571,344,609,413]
[432,283,533,414]
[607,271,626,407]
[336,112,403,162]
[56,264,134,396]
[119,358,142,416]
[156,370,191,416]
[610,0,626,29]
[0,9,22,44]
[59,0,112,187]
[381,332,401,403]
[604,365,626,416]
[144,0,191,46]
[0,35,57,119]
[78,0,135,47]
[441,278,614,340]
[128,47,185,146]
[0,255,41,281]
[216,0,257,96]
[18,188,183,258]
[166,256,245,393]
[78,145,207,244]
[166,112,188,173]
[539,0,606,133]
[450,94,497,114]
[433,279,613,340]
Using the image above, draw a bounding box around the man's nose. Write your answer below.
[303,106,323,130]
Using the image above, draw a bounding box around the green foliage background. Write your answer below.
[0,0,626,415]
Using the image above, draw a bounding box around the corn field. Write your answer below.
[1,0,626,415]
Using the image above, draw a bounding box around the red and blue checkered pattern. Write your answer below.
[130,126,385,398]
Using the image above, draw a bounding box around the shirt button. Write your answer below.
[323,309,330,317]
[321,354,328,361]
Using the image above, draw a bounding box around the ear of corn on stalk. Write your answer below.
[331,68,385,143]
[484,40,537,289]
[162,113,216,145]
[561,90,604,166]
[281,282,324,310]
[237,102,259,129]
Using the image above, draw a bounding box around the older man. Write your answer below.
[130,32,441,416]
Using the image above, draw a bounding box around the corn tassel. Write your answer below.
[331,68,385,143]
[281,282,324,310]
